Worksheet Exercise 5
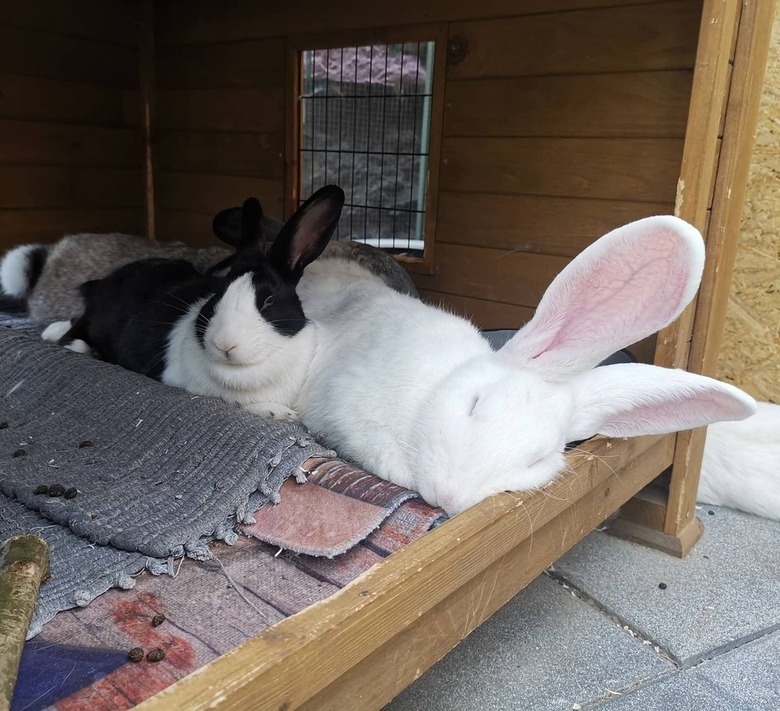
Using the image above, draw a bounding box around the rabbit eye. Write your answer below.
[261,295,275,312]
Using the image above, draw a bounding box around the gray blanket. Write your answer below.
[0,325,331,635]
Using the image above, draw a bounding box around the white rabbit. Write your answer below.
[698,401,780,520]
[295,215,757,516]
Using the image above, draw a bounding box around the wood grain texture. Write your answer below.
[666,0,776,537]
[0,0,139,45]
[0,120,141,168]
[156,86,285,132]
[155,209,225,245]
[447,1,701,79]
[139,433,672,710]
[436,192,672,256]
[418,290,535,329]
[440,137,684,203]
[0,167,142,209]
[157,38,285,89]
[157,0,675,45]
[0,26,137,87]
[443,71,693,138]
[156,131,285,179]
[301,436,676,711]
[413,243,569,308]
[0,208,143,248]
[0,73,134,126]
[156,172,284,216]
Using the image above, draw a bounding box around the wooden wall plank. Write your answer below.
[156,131,285,178]
[0,27,138,87]
[444,71,693,138]
[0,167,142,209]
[413,243,569,308]
[447,1,700,79]
[0,120,141,168]
[155,209,222,245]
[156,87,285,132]
[157,0,674,45]
[440,137,684,203]
[0,73,135,126]
[157,38,285,89]
[436,192,672,256]
[0,208,143,247]
[0,0,140,46]
[156,172,284,216]
[418,290,535,329]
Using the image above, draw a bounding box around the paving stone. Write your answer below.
[597,629,780,710]
[553,505,780,664]
[386,574,670,711]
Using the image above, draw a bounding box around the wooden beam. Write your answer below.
[616,0,776,555]
[139,433,673,710]
[665,0,776,539]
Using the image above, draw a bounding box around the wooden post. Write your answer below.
[0,535,50,711]
[610,0,776,557]
[140,0,156,240]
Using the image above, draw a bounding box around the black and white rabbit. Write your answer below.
[0,194,416,327]
[46,185,345,421]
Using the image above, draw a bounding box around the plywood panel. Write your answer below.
[156,131,285,179]
[156,172,284,217]
[0,166,142,209]
[444,71,693,138]
[0,27,137,87]
[436,192,671,256]
[0,120,141,168]
[0,0,139,46]
[447,1,700,79]
[418,290,535,329]
[156,87,285,132]
[440,137,684,203]
[0,208,143,248]
[413,243,569,308]
[0,73,134,126]
[157,38,285,89]
[157,0,675,45]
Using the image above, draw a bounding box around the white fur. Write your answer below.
[295,216,756,516]
[41,320,72,342]
[162,274,317,421]
[697,401,780,520]
[0,244,43,298]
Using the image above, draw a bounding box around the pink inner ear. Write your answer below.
[501,217,705,375]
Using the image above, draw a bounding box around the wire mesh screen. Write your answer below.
[300,42,435,257]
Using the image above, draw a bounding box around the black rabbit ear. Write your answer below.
[270,185,345,281]
[212,197,265,249]
[240,197,265,250]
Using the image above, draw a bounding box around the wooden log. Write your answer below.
[0,535,50,711]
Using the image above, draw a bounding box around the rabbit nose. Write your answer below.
[212,339,238,359]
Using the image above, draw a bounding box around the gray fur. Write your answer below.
[16,220,418,326]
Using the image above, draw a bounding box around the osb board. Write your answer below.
[717,11,780,404]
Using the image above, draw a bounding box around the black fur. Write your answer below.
[59,186,345,381]
[25,246,49,295]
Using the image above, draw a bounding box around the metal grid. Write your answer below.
[299,42,435,257]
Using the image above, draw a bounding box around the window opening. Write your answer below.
[299,41,436,258]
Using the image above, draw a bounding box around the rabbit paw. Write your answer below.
[41,320,72,342]
[245,402,300,422]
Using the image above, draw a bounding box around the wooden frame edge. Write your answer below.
[139,433,673,710]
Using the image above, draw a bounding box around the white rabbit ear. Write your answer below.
[499,216,706,376]
[566,363,757,443]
